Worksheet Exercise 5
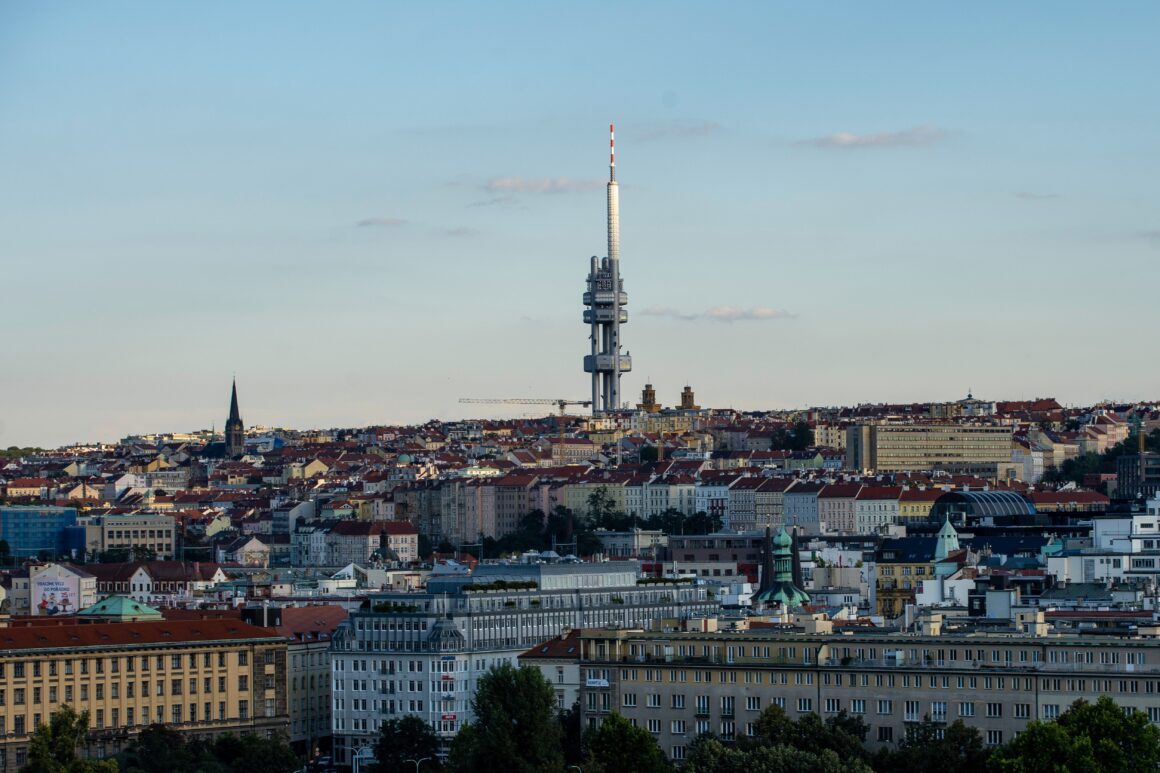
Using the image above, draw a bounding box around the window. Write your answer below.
[647,719,661,734]
[959,702,975,717]
[905,701,920,722]
[878,700,893,715]
[851,699,866,715]
[987,730,1003,746]
[1042,704,1060,720]
[987,703,1003,719]
[824,698,840,714]
[239,700,249,720]
[622,693,637,708]
[931,701,947,722]
[671,720,686,735]
[797,698,812,713]
[746,696,761,712]
[877,727,893,743]
[671,694,686,709]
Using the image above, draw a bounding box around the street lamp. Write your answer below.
[405,757,431,773]
[352,745,375,773]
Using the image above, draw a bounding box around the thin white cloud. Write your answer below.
[638,121,723,142]
[469,196,517,208]
[356,217,408,227]
[802,126,949,149]
[642,305,794,323]
[485,177,604,194]
[1015,192,1061,200]
[442,226,478,238]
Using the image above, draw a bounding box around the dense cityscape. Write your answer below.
[5,4,1159,773]
[3,382,1160,771]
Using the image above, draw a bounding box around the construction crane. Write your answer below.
[459,398,593,451]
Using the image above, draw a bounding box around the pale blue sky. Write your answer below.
[1,2,1157,447]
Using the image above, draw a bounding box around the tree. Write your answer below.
[682,732,868,773]
[987,719,1093,773]
[117,724,199,773]
[118,725,298,773]
[131,545,157,562]
[877,718,987,772]
[448,663,563,773]
[584,712,671,773]
[209,733,299,773]
[372,716,441,773]
[559,701,584,766]
[684,511,723,535]
[21,705,118,773]
[989,696,1160,773]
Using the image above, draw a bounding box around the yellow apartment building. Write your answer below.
[0,610,288,771]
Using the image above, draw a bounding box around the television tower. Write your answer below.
[583,124,632,414]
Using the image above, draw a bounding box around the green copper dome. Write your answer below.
[754,527,810,609]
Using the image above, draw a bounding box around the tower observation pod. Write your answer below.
[583,123,632,414]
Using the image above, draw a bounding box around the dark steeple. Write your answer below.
[225,379,245,458]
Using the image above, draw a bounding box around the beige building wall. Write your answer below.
[846,423,1013,474]
[580,628,1160,762]
[0,624,288,771]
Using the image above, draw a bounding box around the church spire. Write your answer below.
[228,379,241,423]
[225,379,245,458]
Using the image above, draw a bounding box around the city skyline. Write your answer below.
[3,2,1159,447]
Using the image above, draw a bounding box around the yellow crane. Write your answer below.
[458,397,593,449]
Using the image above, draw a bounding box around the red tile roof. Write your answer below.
[275,605,349,640]
[0,618,279,651]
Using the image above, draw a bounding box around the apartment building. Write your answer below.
[268,605,348,757]
[328,561,716,766]
[782,482,824,534]
[846,423,1013,474]
[578,624,1160,763]
[73,514,177,559]
[853,486,901,534]
[817,483,861,535]
[0,617,288,771]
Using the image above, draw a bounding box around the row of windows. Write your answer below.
[619,643,1150,668]
[0,674,274,706]
[0,700,261,735]
[0,649,269,679]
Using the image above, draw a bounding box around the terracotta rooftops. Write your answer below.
[0,618,280,652]
[518,628,582,660]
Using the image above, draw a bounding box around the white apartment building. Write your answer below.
[328,561,717,766]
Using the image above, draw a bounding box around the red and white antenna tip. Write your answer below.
[609,123,615,168]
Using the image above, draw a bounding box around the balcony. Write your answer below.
[694,709,711,718]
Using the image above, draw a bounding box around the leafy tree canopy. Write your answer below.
[448,663,562,773]
[372,716,441,773]
[583,712,671,773]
